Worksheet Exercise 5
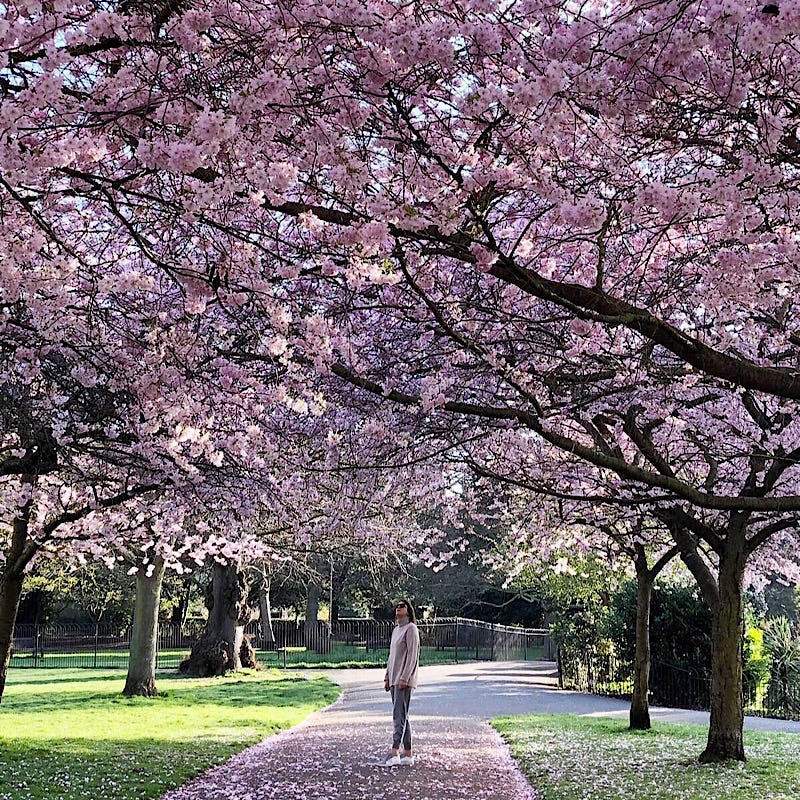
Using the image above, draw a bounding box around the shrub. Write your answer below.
[604,579,712,671]
[762,616,800,714]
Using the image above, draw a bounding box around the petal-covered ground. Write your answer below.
[160,700,536,799]
[160,663,547,800]
[160,661,800,800]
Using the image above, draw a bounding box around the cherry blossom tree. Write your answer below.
[5,0,800,763]
[445,382,800,759]
[453,461,681,731]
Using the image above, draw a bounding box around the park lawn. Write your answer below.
[0,668,340,800]
[493,713,800,800]
[10,642,520,671]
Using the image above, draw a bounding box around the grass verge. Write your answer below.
[492,714,800,800]
[0,667,340,800]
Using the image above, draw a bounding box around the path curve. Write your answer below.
[160,660,800,800]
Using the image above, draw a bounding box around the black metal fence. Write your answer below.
[10,618,553,671]
[558,650,800,721]
[745,677,800,720]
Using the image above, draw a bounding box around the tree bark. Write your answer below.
[667,518,748,761]
[625,541,679,731]
[170,577,192,627]
[0,571,24,704]
[700,541,747,762]
[630,565,654,730]
[259,580,275,646]
[305,583,329,653]
[0,491,34,703]
[329,560,350,629]
[179,562,253,677]
[123,554,166,697]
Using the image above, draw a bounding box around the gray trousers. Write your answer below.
[390,686,412,751]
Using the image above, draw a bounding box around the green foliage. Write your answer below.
[603,579,711,670]
[21,560,135,628]
[493,714,800,800]
[514,554,625,611]
[763,582,800,625]
[0,668,340,800]
[550,605,611,660]
[762,616,800,714]
[517,554,628,660]
[743,626,770,706]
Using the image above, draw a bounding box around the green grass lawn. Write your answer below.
[0,668,340,800]
[10,642,528,670]
[493,714,800,800]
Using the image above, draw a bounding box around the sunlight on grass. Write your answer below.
[493,714,800,800]
[0,668,340,800]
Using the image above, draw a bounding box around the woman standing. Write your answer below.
[383,599,420,766]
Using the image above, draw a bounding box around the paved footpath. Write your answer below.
[161,661,800,800]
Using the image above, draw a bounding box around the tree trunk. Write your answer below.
[0,571,24,704]
[329,560,350,629]
[179,562,253,677]
[630,566,654,730]
[0,494,34,703]
[305,583,329,652]
[123,555,166,697]
[667,514,749,761]
[701,543,747,763]
[170,577,192,627]
[259,581,275,646]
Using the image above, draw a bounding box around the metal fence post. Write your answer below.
[556,646,563,688]
[454,618,459,664]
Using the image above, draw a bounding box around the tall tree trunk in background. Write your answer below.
[180,562,253,676]
[123,554,166,697]
[628,542,679,731]
[259,578,275,647]
[170,577,193,627]
[305,583,328,652]
[630,564,654,730]
[0,490,34,704]
[329,560,351,629]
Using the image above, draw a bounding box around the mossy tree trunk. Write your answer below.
[701,539,747,762]
[668,515,747,762]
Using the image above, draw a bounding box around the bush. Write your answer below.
[762,616,800,715]
[604,579,712,671]
[743,626,769,706]
[551,605,611,660]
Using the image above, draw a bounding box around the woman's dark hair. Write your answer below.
[395,598,416,623]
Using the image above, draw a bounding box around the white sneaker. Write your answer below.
[400,755,415,766]
[384,755,401,766]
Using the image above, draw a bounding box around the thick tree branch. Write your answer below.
[11,483,163,577]
[746,517,799,555]
[662,519,721,612]
[331,363,800,512]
